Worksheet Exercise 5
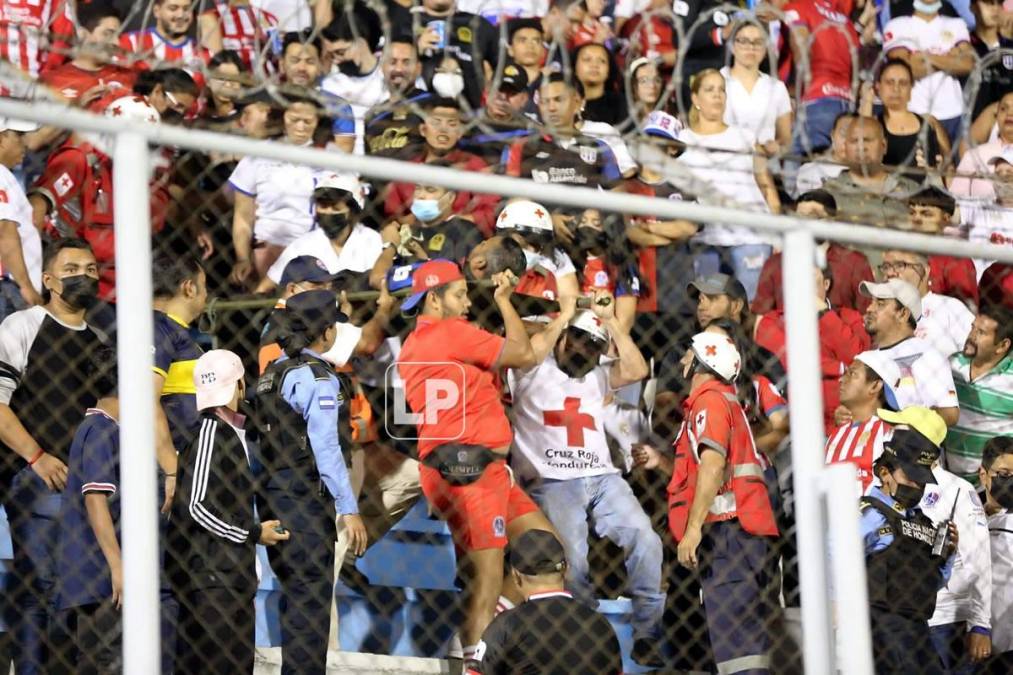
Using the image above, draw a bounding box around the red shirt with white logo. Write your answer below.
[398,316,510,459]
[39,63,136,102]
[783,0,858,102]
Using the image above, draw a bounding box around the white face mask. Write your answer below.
[432,72,465,99]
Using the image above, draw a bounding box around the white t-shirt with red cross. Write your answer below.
[883,14,970,121]
[508,354,619,484]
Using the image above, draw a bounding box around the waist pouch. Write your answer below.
[422,443,500,486]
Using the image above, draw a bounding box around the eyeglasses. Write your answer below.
[877,261,923,274]
[636,76,662,86]
[734,37,767,50]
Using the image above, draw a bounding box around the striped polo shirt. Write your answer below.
[948,353,1013,484]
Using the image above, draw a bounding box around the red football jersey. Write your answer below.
[0,0,62,80]
[39,63,136,101]
[782,0,858,102]
[202,2,277,69]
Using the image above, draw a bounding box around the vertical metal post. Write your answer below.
[113,133,161,674]
[781,228,834,674]
[824,463,875,675]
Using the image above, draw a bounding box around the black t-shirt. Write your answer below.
[501,133,623,190]
[0,306,107,475]
[475,592,623,675]
[409,216,485,265]
[461,117,535,164]
[364,89,432,159]
[407,11,500,109]
[969,33,1013,121]
[582,91,629,128]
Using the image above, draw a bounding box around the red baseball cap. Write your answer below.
[401,259,464,311]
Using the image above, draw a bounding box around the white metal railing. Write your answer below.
[4,96,1013,675]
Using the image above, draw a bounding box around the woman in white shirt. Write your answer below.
[721,22,792,155]
[228,94,324,286]
[677,68,780,300]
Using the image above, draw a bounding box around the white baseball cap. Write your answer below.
[194,350,245,411]
[0,118,39,133]
[860,278,922,321]
[854,351,901,411]
[988,147,1013,168]
[314,172,365,210]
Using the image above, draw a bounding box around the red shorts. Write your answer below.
[419,460,539,551]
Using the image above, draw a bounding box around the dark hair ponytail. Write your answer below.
[276,313,315,358]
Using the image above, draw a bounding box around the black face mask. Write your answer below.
[522,230,555,257]
[990,474,1013,511]
[575,227,608,252]
[57,274,99,310]
[318,212,351,240]
[558,351,597,379]
[892,482,925,509]
[337,60,362,77]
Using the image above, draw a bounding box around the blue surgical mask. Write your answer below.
[411,198,442,222]
[913,0,942,13]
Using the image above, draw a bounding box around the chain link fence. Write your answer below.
[1,0,1013,673]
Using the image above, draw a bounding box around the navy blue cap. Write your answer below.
[285,289,347,331]
[280,256,336,286]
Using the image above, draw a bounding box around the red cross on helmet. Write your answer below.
[495,199,554,233]
[690,332,741,383]
[102,95,161,125]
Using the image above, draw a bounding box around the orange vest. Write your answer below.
[667,381,778,540]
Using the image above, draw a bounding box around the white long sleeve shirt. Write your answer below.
[923,466,992,629]
[989,509,1013,652]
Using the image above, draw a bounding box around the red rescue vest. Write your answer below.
[667,383,778,540]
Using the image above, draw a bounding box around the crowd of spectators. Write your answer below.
[0,0,1012,672]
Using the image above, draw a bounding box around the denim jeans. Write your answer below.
[793,97,851,157]
[930,622,980,675]
[525,473,665,640]
[692,244,772,303]
[0,278,27,325]
[3,467,67,674]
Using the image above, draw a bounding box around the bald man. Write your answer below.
[822,116,920,228]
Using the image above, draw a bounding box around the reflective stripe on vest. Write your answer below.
[709,464,766,517]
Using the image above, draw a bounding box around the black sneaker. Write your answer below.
[632,638,665,668]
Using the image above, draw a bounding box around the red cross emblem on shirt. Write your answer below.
[56,174,74,192]
[543,397,596,446]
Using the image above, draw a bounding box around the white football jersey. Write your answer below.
[508,354,619,483]
[883,15,969,120]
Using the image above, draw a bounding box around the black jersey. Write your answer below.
[474,591,623,675]
[0,306,108,476]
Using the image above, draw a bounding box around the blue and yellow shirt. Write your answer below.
[153,311,202,452]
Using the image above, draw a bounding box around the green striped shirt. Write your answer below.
[948,354,1013,484]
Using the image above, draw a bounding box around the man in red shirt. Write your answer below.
[397,259,554,665]
[28,96,169,301]
[754,260,870,434]
[825,351,900,493]
[752,190,874,314]
[39,2,135,103]
[637,331,778,673]
[383,99,499,236]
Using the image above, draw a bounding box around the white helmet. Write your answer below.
[103,95,161,124]
[690,331,741,383]
[570,309,608,343]
[84,95,160,156]
[496,199,553,232]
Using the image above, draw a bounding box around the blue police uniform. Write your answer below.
[860,485,955,674]
[257,344,357,675]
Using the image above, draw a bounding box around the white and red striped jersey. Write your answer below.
[203,2,277,69]
[118,28,210,71]
[0,0,62,80]
[824,416,892,493]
